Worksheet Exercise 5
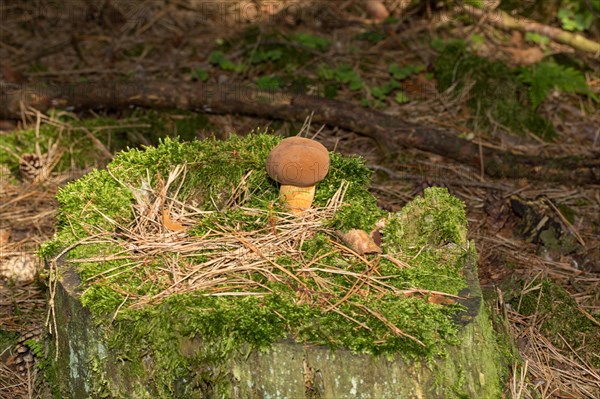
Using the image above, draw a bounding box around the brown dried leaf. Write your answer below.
[509,31,523,47]
[506,47,545,66]
[402,290,457,305]
[338,229,381,255]
[0,228,10,244]
[370,229,382,246]
[427,294,456,305]
[162,208,186,232]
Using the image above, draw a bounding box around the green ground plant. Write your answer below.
[511,279,600,368]
[198,27,427,108]
[433,39,595,140]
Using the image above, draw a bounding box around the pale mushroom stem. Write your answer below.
[279,184,316,215]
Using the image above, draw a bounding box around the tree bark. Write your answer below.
[1,81,598,184]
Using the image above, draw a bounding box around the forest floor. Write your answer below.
[1,1,599,398]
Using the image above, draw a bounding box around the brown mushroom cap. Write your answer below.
[365,0,389,22]
[266,137,330,187]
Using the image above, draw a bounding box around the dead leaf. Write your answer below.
[0,228,10,244]
[371,229,382,246]
[162,208,186,232]
[506,47,545,66]
[509,31,523,47]
[427,294,456,305]
[338,229,381,255]
[402,290,457,305]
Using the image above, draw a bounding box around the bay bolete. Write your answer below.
[365,0,389,22]
[266,137,330,215]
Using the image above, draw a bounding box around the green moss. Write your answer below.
[39,345,63,398]
[0,108,216,179]
[48,134,477,396]
[512,279,600,368]
[379,187,469,295]
[0,329,18,353]
[433,40,555,139]
[127,109,211,143]
[384,187,468,252]
[0,123,95,173]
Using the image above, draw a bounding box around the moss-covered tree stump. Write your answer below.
[45,134,504,398]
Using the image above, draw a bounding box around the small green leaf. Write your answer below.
[524,33,550,45]
[387,79,401,90]
[557,8,593,32]
[209,51,226,65]
[370,79,403,102]
[208,51,245,72]
[251,49,282,64]
[336,65,356,83]
[319,64,363,91]
[394,91,409,104]
[318,65,335,80]
[256,76,283,90]
[323,83,338,99]
[356,30,387,43]
[371,86,388,100]
[191,69,209,82]
[293,33,331,50]
[469,34,484,45]
[349,78,364,91]
[518,61,596,109]
[389,64,424,80]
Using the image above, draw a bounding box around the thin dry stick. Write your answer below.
[352,301,426,347]
[461,5,600,54]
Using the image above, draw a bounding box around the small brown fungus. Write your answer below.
[266,137,330,215]
[365,0,389,22]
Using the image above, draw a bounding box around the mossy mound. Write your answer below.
[44,133,503,398]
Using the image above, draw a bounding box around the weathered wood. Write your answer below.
[52,252,503,398]
[1,82,598,184]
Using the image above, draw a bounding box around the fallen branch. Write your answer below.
[462,5,600,54]
[1,81,598,184]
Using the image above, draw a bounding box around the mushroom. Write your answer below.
[266,137,330,215]
[365,0,389,23]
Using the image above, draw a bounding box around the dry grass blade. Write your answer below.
[505,297,600,399]
[60,170,444,344]
[351,301,426,347]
